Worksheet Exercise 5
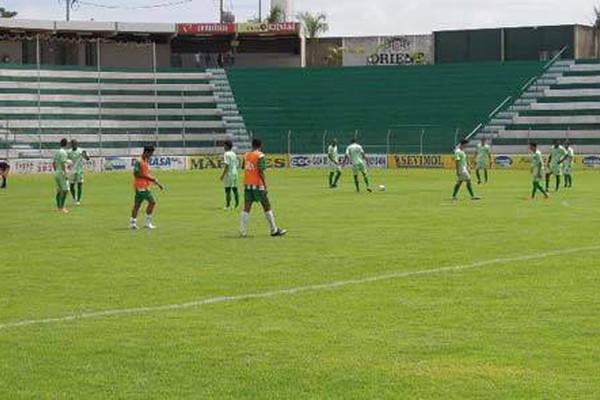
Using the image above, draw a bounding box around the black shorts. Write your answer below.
[0,161,9,172]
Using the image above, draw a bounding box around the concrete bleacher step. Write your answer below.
[492,144,600,154]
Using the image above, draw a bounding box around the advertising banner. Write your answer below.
[11,158,103,174]
[188,154,288,170]
[290,154,388,169]
[177,23,235,35]
[104,156,187,172]
[235,22,299,34]
[342,35,434,66]
[390,154,454,169]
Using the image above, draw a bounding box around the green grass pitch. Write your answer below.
[1,168,599,398]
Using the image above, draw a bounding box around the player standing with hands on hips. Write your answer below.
[239,139,287,238]
[130,146,164,230]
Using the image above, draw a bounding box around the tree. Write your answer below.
[297,12,328,39]
[297,12,329,67]
[0,7,18,18]
[267,5,285,24]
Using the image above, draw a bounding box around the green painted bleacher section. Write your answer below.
[0,64,227,157]
[227,62,545,154]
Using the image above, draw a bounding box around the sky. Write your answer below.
[3,0,599,36]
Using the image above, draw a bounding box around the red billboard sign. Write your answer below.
[177,23,235,35]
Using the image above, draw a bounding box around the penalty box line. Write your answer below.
[0,245,599,332]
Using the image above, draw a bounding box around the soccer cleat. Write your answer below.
[240,232,248,238]
[366,188,373,193]
[144,223,156,230]
[130,223,138,230]
[270,228,287,237]
[471,196,482,201]
[451,197,458,201]
[60,208,70,214]
[76,201,81,206]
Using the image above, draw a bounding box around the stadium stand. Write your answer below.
[0,65,237,157]
[227,61,545,154]
[479,58,600,154]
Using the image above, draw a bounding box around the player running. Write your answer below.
[529,142,549,200]
[0,160,9,190]
[68,139,90,205]
[239,139,287,238]
[130,146,164,230]
[475,137,492,184]
[452,139,481,201]
[545,140,567,192]
[343,139,372,193]
[327,139,342,188]
[220,140,239,210]
[562,140,574,188]
[52,138,70,213]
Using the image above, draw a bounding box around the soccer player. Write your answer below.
[545,140,567,192]
[220,140,239,210]
[239,139,287,238]
[343,139,372,193]
[0,160,9,189]
[327,139,341,188]
[130,145,164,230]
[52,138,70,213]
[529,142,549,200]
[562,140,574,188]
[475,137,492,184]
[68,139,90,205]
[452,139,481,201]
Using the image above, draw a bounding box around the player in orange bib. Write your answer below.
[240,139,287,237]
[129,146,164,230]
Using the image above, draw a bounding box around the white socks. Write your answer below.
[130,217,137,225]
[240,211,250,236]
[145,214,152,225]
[265,210,277,233]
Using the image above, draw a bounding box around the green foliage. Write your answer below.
[0,7,17,18]
[267,5,286,24]
[1,169,600,397]
[297,11,328,39]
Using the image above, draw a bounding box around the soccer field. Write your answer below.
[1,168,599,399]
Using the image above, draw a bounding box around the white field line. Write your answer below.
[0,246,598,332]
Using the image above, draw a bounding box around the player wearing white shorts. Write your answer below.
[452,139,480,201]
[562,140,574,188]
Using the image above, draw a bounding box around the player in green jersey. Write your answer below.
[452,140,481,201]
[475,137,492,184]
[342,139,372,193]
[52,138,70,213]
[327,139,342,188]
[220,140,239,210]
[68,139,90,205]
[562,140,574,188]
[545,140,567,192]
[529,142,549,199]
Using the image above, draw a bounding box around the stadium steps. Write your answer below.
[474,58,600,151]
[207,68,251,153]
[0,65,229,157]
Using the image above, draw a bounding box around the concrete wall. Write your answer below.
[0,40,22,64]
[100,43,170,69]
[575,26,595,59]
[306,38,343,67]
[235,52,300,67]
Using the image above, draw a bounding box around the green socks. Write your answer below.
[328,172,334,187]
[232,187,239,207]
[225,188,231,208]
[466,181,475,197]
[353,175,360,192]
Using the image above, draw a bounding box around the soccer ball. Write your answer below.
[378,184,387,192]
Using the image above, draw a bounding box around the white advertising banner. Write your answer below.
[342,35,434,66]
[10,158,103,174]
[103,156,187,172]
[290,154,388,169]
